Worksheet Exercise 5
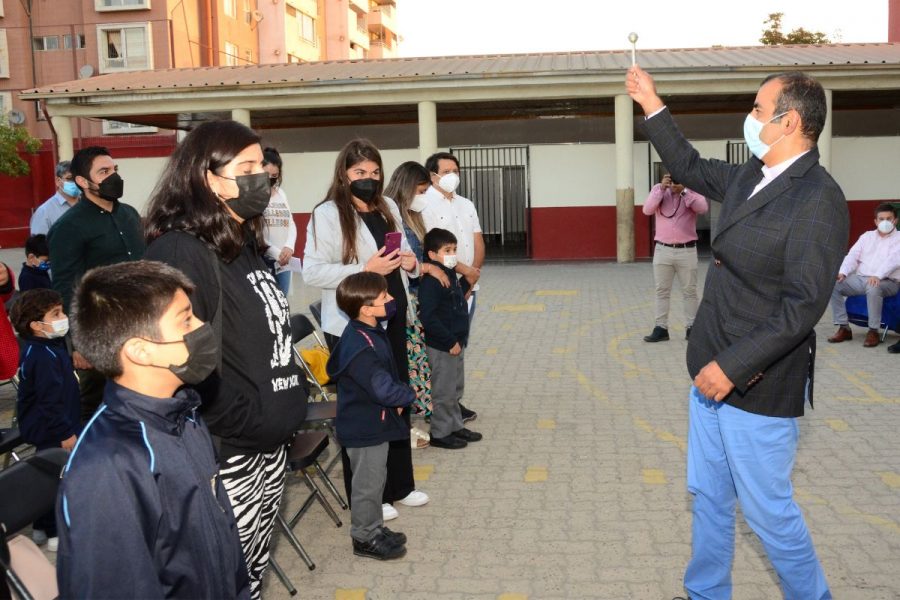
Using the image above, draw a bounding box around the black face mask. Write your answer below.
[147,323,219,385]
[224,172,271,220]
[91,172,124,202]
[350,178,379,204]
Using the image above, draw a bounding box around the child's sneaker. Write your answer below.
[32,529,48,546]
[47,537,59,552]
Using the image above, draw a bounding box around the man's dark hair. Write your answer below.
[72,261,195,379]
[9,289,63,338]
[70,146,112,191]
[25,234,49,258]
[424,152,459,175]
[336,272,387,321]
[263,146,283,187]
[762,71,827,145]
[144,120,266,263]
[423,228,457,255]
[55,160,72,178]
[875,203,897,218]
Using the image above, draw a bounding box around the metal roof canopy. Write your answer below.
[19,43,900,131]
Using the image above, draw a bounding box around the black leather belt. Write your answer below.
[656,241,697,248]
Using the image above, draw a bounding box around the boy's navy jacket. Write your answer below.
[56,381,249,599]
[16,336,81,448]
[417,259,471,351]
[18,263,51,291]
[326,320,413,448]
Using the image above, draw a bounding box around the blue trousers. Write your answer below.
[684,386,830,600]
[275,270,291,299]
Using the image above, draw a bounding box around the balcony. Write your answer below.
[348,0,368,15]
[348,22,370,50]
[367,2,396,34]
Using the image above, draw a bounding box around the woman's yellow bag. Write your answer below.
[299,345,330,386]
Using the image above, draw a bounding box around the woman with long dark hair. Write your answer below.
[144,120,308,599]
[303,139,429,521]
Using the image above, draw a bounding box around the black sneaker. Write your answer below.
[352,532,406,560]
[453,427,483,442]
[888,340,900,354]
[430,434,467,449]
[459,403,477,422]
[380,527,406,546]
[643,326,670,343]
[685,326,692,340]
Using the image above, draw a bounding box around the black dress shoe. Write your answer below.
[380,527,406,546]
[685,326,692,340]
[453,427,483,442]
[430,434,467,449]
[643,326,670,342]
[459,403,477,422]
[888,340,900,354]
[352,532,406,560]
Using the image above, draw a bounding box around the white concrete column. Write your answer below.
[231,108,251,126]
[418,101,437,164]
[51,115,74,162]
[819,88,833,172]
[614,94,635,263]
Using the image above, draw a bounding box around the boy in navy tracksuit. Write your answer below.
[417,228,482,449]
[327,272,413,560]
[9,288,81,550]
[57,261,249,599]
[18,234,52,291]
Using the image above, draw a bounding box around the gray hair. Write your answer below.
[55,160,72,178]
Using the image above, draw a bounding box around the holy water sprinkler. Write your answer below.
[628,32,639,66]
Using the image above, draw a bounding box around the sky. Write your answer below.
[396,0,889,57]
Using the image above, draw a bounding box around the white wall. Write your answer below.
[118,156,168,216]
[831,138,900,200]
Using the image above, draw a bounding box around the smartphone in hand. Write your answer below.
[384,231,402,256]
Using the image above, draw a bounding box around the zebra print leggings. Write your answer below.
[220,446,287,600]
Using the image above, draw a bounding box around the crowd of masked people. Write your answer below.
[1,123,488,598]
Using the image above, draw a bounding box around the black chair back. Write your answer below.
[290,314,317,346]
[0,448,68,535]
[309,301,323,328]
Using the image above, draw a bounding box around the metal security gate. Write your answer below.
[449,145,530,259]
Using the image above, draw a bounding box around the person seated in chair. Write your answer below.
[828,203,900,348]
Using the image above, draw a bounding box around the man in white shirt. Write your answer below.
[30,161,80,235]
[422,152,485,422]
[828,202,900,347]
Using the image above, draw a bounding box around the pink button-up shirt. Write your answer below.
[839,229,900,281]
[642,184,709,244]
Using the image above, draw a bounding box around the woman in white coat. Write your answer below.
[303,139,429,520]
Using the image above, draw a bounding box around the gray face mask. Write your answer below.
[145,323,219,385]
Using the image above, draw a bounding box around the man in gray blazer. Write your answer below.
[627,67,847,600]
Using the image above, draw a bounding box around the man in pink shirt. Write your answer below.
[828,203,900,347]
[642,173,709,342]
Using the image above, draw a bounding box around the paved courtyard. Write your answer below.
[270,259,900,600]
[1,254,897,599]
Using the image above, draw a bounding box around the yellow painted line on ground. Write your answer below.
[491,303,545,313]
[534,290,578,296]
[485,348,498,356]
[633,416,687,452]
[824,418,850,432]
[559,310,571,317]
[524,466,548,482]
[501,323,513,331]
[796,488,900,535]
[537,419,556,430]
[552,347,572,354]
[608,332,653,376]
[471,370,486,380]
[855,370,872,379]
[546,370,562,379]
[642,469,667,485]
[414,464,434,481]
[826,360,900,404]
[498,594,528,600]
[877,471,900,489]
[335,589,367,600]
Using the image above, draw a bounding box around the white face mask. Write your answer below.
[438,172,460,194]
[409,194,428,212]
[41,317,69,339]
[877,219,895,234]
[442,254,458,269]
[743,111,787,160]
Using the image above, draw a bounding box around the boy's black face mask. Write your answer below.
[146,323,219,385]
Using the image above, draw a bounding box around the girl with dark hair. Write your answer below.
[303,139,430,521]
[262,147,297,298]
[144,119,308,599]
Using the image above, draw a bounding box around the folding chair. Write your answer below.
[309,301,323,329]
[845,293,900,342]
[0,376,26,468]
[271,431,345,589]
[0,448,68,600]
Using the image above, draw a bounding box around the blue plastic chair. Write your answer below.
[845,293,900,341]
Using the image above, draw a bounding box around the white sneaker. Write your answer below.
[46,537,59,552]
[382,503,399,521]
[32,529,48,546]
[398,489,430,507]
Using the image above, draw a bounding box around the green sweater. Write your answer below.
[48,198,145,311]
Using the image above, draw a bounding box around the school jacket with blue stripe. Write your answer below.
[16,336,81,449]
[56,381,249,599]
